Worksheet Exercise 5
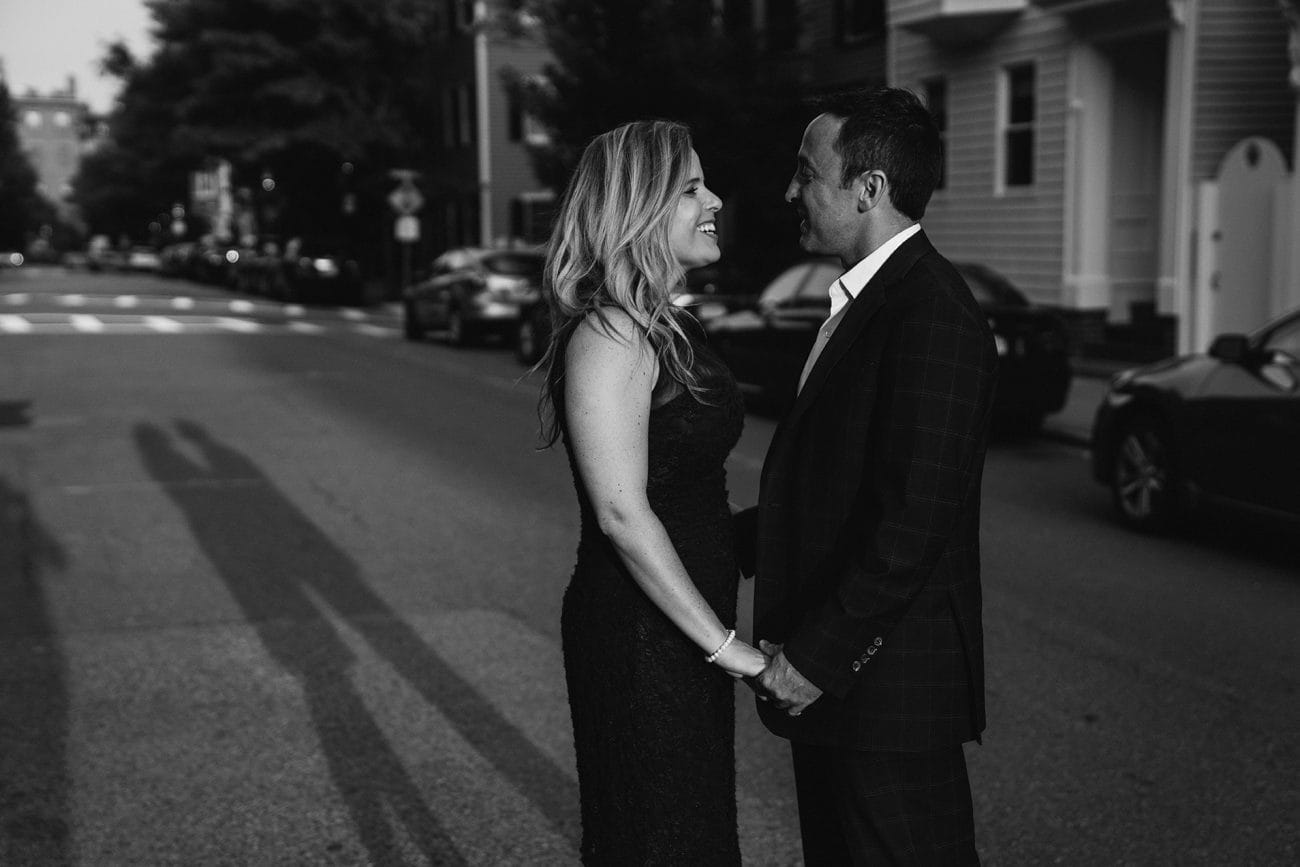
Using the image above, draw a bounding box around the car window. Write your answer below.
[482,252,544,278]
[1264,316,1300,360]
[759,264,812,307]
[796,263,843,302]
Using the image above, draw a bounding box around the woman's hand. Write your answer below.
[714,638,769,679]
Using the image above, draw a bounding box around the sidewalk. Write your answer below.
[1038,356,1132,447]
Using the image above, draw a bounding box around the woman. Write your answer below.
[539,120,768,864]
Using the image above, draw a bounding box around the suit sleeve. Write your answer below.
[782,292,998,699]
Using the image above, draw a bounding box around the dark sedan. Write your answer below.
[703,259,1072,426]
[1091,307,1300,531]
[404,247,545,345]
[513,264,750,365]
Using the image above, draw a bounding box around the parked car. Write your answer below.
[1091,307,1300,531]
[234,238,362,304]
[126,246,162,272]
[703,259,1072,424]
[404,247,545,345]
[513,264,751,365]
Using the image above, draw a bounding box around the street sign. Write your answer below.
[388,186,424,215]
[387,169,424,215]
[395,214,421,243]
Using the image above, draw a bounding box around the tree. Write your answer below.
[500,0,807,284]
[73,0,444,254]
[0,81,53,250]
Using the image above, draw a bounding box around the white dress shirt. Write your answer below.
[797,223,922,393]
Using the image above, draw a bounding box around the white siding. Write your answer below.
[1191,0,1293,181]
[890,5,1071,304]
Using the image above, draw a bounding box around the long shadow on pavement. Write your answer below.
[0,477,72,866]
[133,420,580,863]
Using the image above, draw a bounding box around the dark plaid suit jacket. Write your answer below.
[738,230,999,752]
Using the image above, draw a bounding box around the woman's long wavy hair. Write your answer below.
[537,119,712,446]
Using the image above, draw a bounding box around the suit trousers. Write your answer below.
[791,742,980,866]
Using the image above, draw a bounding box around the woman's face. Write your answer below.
[667,149,722,270]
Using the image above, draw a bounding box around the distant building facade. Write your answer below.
[424,0,554,253]
[12,76,94,224]
[888,0,1296,354]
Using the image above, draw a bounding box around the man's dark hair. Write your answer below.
[810,86,942,220]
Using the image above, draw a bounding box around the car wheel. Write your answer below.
[1110,416,1178,531]
[446,309,474,347]
[402,301,424,341]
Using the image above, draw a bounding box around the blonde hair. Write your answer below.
[539,120,712,444]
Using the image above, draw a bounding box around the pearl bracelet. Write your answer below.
[705,629,736,664]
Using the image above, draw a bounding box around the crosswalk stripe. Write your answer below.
[0,314,32,333]
[288,321,324,334]
[284,304,306,317]
[3,293,28,305]
[217,316,261,333]
[70,314,104,332]
[145,316,184,333]
[353,323,392,337]
[59,294,86,307]
[229,299,255,313]
[340,308,366,321]
[115,295,139,308]
[172,297,195,310]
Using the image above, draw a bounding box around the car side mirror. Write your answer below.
[1208,333,1251,363]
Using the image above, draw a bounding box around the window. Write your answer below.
[24,110,41,128]
[455,0,476,30]
[923,77,947,191]
[838,0,884,45]
[723,0,754,33]
[441,89,456,148]
[53,111,71,127]
[510,192,556,244]
[765,0,798,52]
[508,93,523,142]
[1001,63,1036,189]
[456,84,473,147]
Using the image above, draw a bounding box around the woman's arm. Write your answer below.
[565,310,767,678]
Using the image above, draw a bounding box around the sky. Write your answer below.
[0,0,155,114]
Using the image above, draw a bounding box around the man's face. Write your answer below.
[785,114,862,260]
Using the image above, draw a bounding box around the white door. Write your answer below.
[1208,138,1288,339]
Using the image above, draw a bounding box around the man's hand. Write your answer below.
[756,640,823,716]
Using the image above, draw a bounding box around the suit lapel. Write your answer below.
[780,231,934,435]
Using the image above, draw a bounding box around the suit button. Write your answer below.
[851,661,861,672]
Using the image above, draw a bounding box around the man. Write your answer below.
[739,87,999,864]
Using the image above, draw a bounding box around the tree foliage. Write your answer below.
[73,0,443,247]
[502,0,807,282]
[0,82,55,250]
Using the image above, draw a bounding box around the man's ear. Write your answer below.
[856,170,888,213]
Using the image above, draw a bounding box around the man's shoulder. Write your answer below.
[890,252,982,322]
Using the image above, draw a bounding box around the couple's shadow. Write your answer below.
[133,420,579,863]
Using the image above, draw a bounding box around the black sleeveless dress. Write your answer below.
[560,319,746,866]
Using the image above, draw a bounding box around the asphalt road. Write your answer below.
[1,267,1296,866]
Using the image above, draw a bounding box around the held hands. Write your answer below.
[713,637,769,680]
[753,640,823,717]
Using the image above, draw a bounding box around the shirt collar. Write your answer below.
[828,223,921,319]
